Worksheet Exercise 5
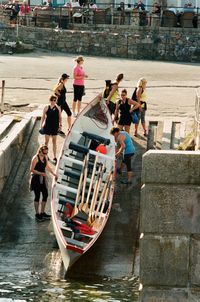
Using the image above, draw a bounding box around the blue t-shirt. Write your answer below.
[119,131,135,155]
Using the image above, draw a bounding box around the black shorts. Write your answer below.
[123,153,134,172]
[60,102,72,117]
[73,85,85,102]
[107,101,116,115]
[118,115,132,126]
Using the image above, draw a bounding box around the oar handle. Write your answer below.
[89,163,105,216]
[99,171,113,215]
[80,153,89,205]
[85,155,98,204]
[95,171,111,215]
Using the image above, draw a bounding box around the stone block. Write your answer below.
[140,184,200,234]
[142,150,200,184]
[190,235,200,286]
[140,234,189,286]
[140,288,188,302]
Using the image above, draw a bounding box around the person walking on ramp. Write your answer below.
[30,145,57,222]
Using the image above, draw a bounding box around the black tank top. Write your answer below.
[119,98,131,117]
[34,155,46,173]
[45,105,59,129]
[57,85,66,106]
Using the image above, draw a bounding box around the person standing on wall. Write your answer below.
[41,95,62,165]
[72,56,88,117]
[106,73,124,118]
[30,145,57,222]
[132,77,148,137]
[53,73,72,134]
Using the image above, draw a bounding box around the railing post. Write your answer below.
[1,80,5,114]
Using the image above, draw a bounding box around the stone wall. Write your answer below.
[0,25,200,62]
[140,150,200,301]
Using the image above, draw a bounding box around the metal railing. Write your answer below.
[0,4,199,29]
[194,88,200,150]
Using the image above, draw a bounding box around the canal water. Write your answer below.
[0,270,139,301]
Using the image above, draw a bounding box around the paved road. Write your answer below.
[0,51,199,122]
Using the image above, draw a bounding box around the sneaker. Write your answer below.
[72,112,77,117]
[53,158,57,165]
[41,212,51,220]
[35,213,45,222]
[58,129,65,136]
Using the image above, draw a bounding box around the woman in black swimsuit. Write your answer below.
[53,73,72,134]
[114,89,140,134]
[30,145,57,222]
[41,95,62,165]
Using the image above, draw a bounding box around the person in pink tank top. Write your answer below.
[72,56,88,117]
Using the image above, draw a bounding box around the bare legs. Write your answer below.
[45,134,57,159]
[72,100,81,116]
[118,125,131,134]
[67,116,72,130]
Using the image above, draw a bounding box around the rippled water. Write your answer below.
[0,272,139,302]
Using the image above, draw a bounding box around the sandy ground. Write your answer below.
[0,50,200,124]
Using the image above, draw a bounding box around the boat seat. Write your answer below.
[56,183,78,194]
[58,220,95,238]
[69,142,89,154]
[64,169,81,180]
[59,195,75,206]
[66,237,85,248]
[82,131,110,145]
[63,155,84,166]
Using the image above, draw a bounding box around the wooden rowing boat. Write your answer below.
[51,95,115,271]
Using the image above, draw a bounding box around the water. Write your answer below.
[0,272,139,302]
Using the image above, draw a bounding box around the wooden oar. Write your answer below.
[78,153,90,210]
[81,156,98,214]
[92,171,113,230]
[70,154,88,218]
[90,171,111,226]
[87,163,105,225]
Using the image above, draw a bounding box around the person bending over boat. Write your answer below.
[41,95,62,165]
[30,145,57,222]
[110,126,135,184]
[53,73,72,134]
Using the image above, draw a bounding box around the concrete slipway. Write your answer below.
[0,108,147,280]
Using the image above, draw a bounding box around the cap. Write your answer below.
[61,73,70,79]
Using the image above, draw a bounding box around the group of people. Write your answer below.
[30,55,148,221]
[30,55,87,222]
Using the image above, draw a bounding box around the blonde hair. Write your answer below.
[136,77,147,89]
[37,144,48,155]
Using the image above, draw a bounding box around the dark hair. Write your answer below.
[116,73,124,82]
[59,73,69,82]
[49,95,57,102]
[110,126,120,135]
[121,89,127,95]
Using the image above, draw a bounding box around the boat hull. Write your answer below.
[51,95,115,271]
